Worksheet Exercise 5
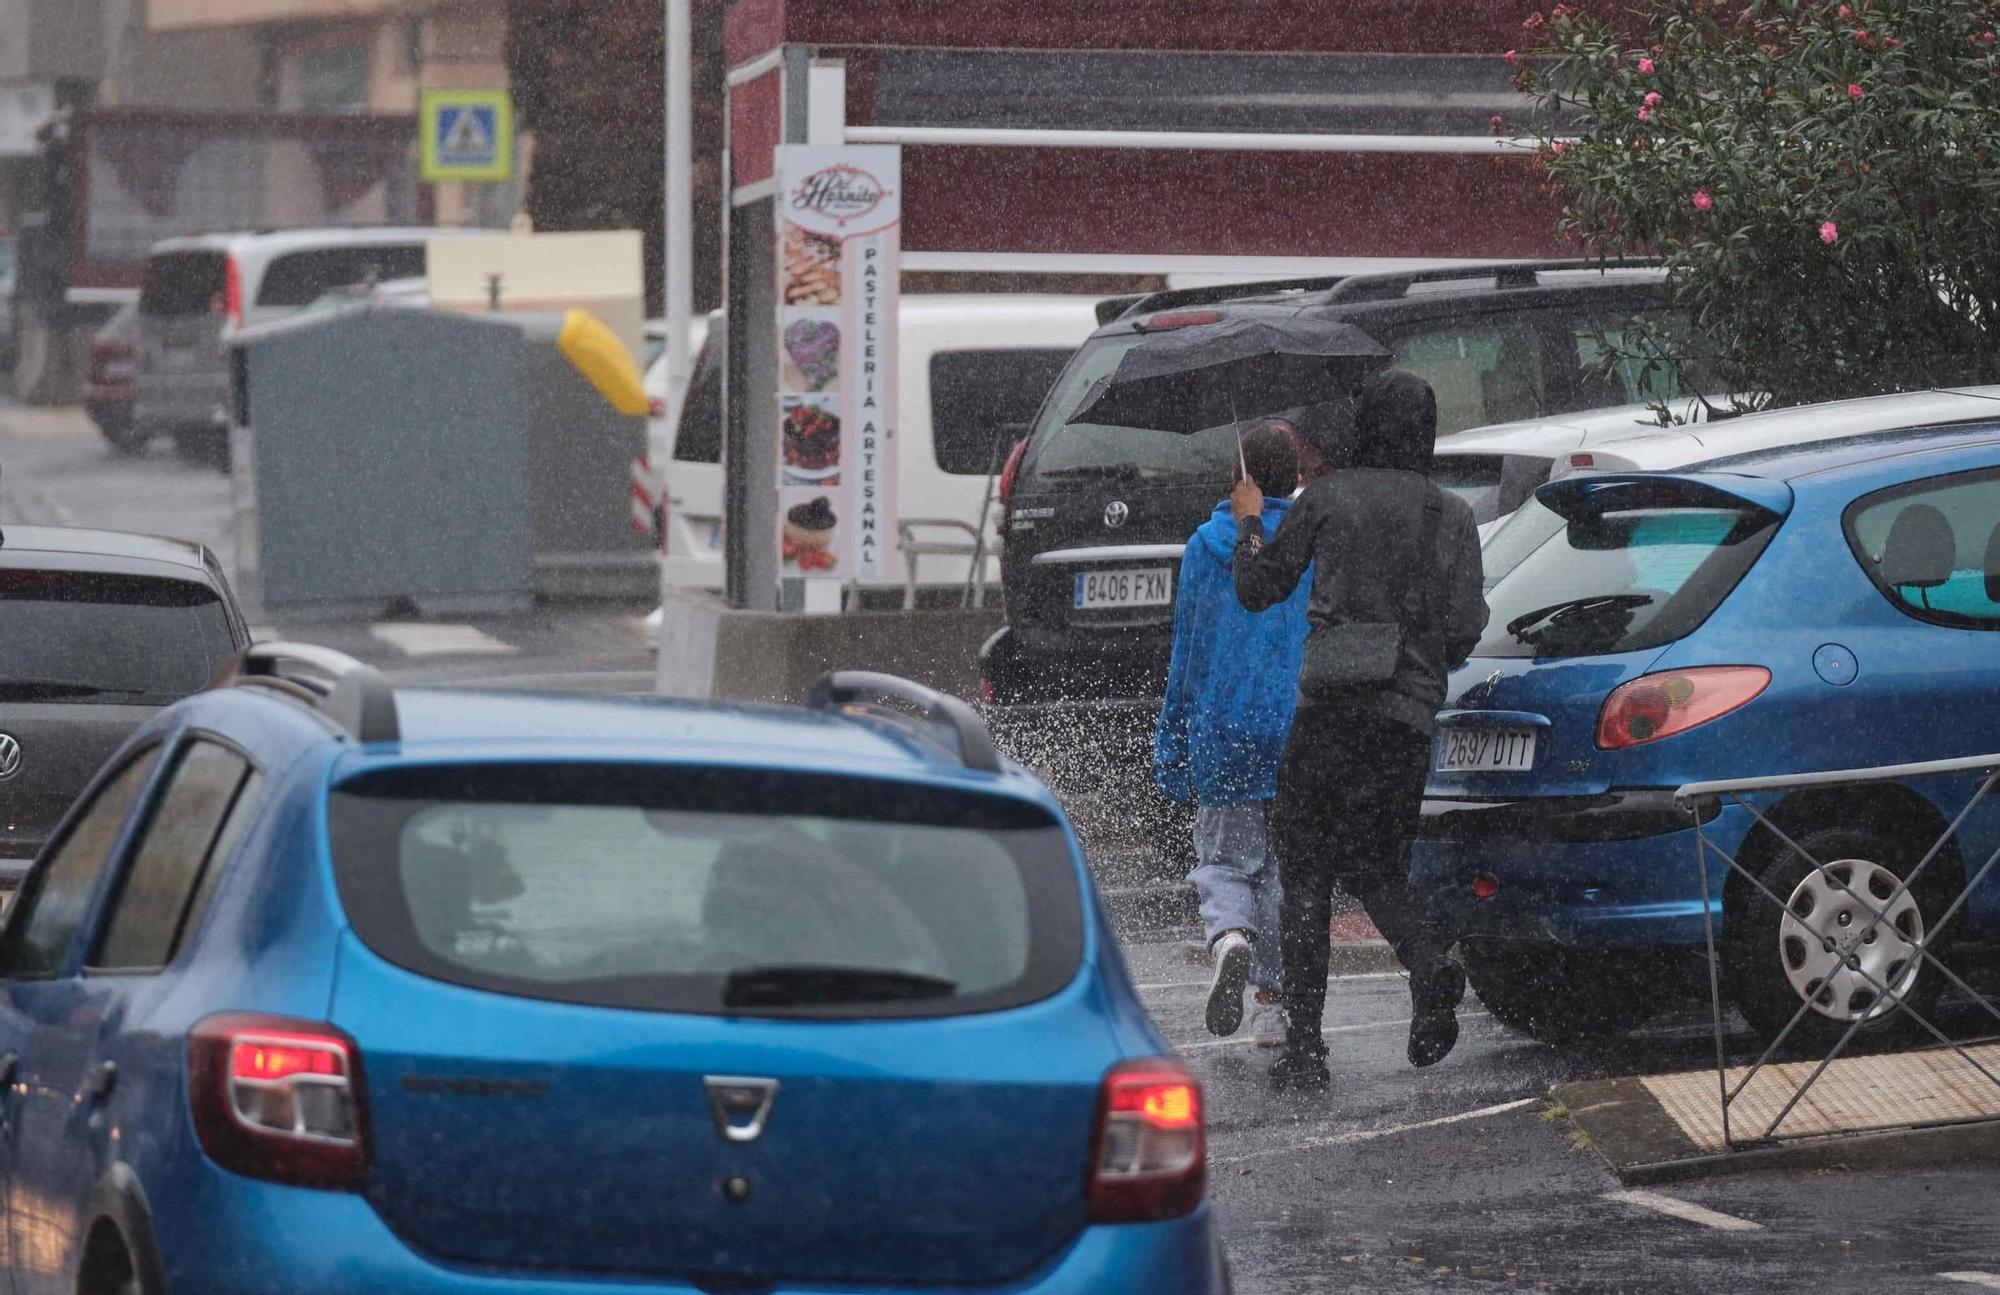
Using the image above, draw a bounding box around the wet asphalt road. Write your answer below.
[12,407,2000,1294]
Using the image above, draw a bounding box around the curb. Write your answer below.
[1555,1074,2000,1185]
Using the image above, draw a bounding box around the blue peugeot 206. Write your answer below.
[1412,422,2000,1049]
[0,648,1224,1295]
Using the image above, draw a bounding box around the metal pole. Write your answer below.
[1691,806,1733,1149]
[659,0,694,589]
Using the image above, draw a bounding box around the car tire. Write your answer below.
[1725,824,1949,1052]
[171,424,229,471]
[1462,940,1658,1043]
[98,417,149,456]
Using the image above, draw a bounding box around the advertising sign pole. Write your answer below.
[771,144,902,603]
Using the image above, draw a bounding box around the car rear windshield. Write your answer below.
[1474,491,1781,659]
[1432,453,1554,527]
[931,349,1077,475]
[1019,333,1244,489]
[0,570,236,702]
[330,764,1085,1019]
[256,245,427,308]
[139,252,226,318]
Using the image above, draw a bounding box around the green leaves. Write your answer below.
[1512,0,2000,400]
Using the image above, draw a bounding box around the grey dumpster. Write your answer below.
[230,303,649,619]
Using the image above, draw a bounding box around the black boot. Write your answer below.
[1269,1011,1330,1093]
[1407,959,1466,1068]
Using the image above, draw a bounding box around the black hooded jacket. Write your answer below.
[1233,370,1490,735]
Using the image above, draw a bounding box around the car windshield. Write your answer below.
[1019,332,1245,488]
[1475,493,1781,659]
[0,570,236,702]
[329,764,1084,1019]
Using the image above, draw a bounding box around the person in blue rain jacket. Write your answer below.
[1153,418,1312,1044]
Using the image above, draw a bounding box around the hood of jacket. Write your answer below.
[1195,496,1291,563]
[1355,369,1438,472]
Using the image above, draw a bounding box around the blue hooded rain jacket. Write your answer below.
[1152,497,1312,805]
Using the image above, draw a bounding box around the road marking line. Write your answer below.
[1135,970,1409,992]
[1941,1275,2000,1290]
[1605,1190,1763,1233]
[1212,1097,1538,1168]
[371,623,519,658]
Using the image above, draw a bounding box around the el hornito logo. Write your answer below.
[790,164,890,228]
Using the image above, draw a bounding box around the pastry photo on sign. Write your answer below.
[782,495,839,572]
[782,221,841,305]
[781,395,842,485]
[782,314,841,392]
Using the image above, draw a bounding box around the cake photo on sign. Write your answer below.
[782,222,841,305]
[782,317,841,392]
[782,399,841,472]
[782,496,838,572]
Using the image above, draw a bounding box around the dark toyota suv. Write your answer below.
[983,261,1697,715]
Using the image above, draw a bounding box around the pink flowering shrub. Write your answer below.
[1509,0,2000,403]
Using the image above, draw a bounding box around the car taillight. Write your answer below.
[222,255,243,329]
[1595,666,1770,750]
[998,439,1027,505]
[188,1014,367,1190]
[1088,1059,1205,1223]
[1137,310,1221,331]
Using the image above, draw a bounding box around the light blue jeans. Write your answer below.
[1192,802,1284,993]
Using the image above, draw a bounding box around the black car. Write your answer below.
[0,524,250,892]
[983,260,1697,711]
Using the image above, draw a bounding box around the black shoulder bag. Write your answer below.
[1297,489,1444,701]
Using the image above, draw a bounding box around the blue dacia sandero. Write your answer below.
[1412,423,2000,1050]
[0,647,1224,1295]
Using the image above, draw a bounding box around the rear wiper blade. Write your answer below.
[721,964,958,1008]
[0,678,148,701]
[1506,593,1655,644]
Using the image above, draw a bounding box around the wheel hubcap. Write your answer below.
[1777,857,1925,1023]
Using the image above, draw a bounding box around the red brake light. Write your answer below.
[1088,1059,1205,1223]
[1596,666,1770,750]
[1570,453,1596,469]
[221,255,244,329]
[1138,310,1221,332]
[997,438,1028,504]
[189,1014,367,1190]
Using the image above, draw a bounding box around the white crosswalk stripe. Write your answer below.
[370,622,519,658]
[1605,1190,1762,1233]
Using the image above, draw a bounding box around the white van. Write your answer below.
[134,227,495,457]
[659,295,1101,596]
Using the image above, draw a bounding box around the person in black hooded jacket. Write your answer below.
[1230,369,1489,1087]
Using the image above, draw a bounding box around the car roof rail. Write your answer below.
[1318,256,1667,305]
[804,671,1003,774]
[1107,275,1351,324]
[210,641,399,744]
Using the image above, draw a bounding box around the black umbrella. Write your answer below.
[1069,313,1391,435]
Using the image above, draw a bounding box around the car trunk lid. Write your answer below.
[0,700,158,865]
[323,761,1100,1286]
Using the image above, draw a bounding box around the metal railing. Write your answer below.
[1674,751,2000,1150]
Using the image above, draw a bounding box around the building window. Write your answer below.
[298,47,370,113]
[402,17,425,76]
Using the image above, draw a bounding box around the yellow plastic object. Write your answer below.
[557,309,649,416]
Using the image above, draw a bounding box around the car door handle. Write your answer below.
[86,1061,116,1101]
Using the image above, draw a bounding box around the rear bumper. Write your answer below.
[1411,793,1753,948]
[135,370,228,430]
[156,1175,1224,1295]
[979,623,1170,707]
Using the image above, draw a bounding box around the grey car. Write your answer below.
[0,524,250,895]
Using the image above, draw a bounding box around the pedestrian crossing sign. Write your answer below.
[421,90,514,182]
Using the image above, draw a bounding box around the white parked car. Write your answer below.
[1432,397,1722,541]
[657,295,1101,598]
[135,227,498,458]
[1480,384,2000,586]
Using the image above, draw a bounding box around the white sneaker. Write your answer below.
[1206,932,1253,1036]
[1247,998,1288,1047]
